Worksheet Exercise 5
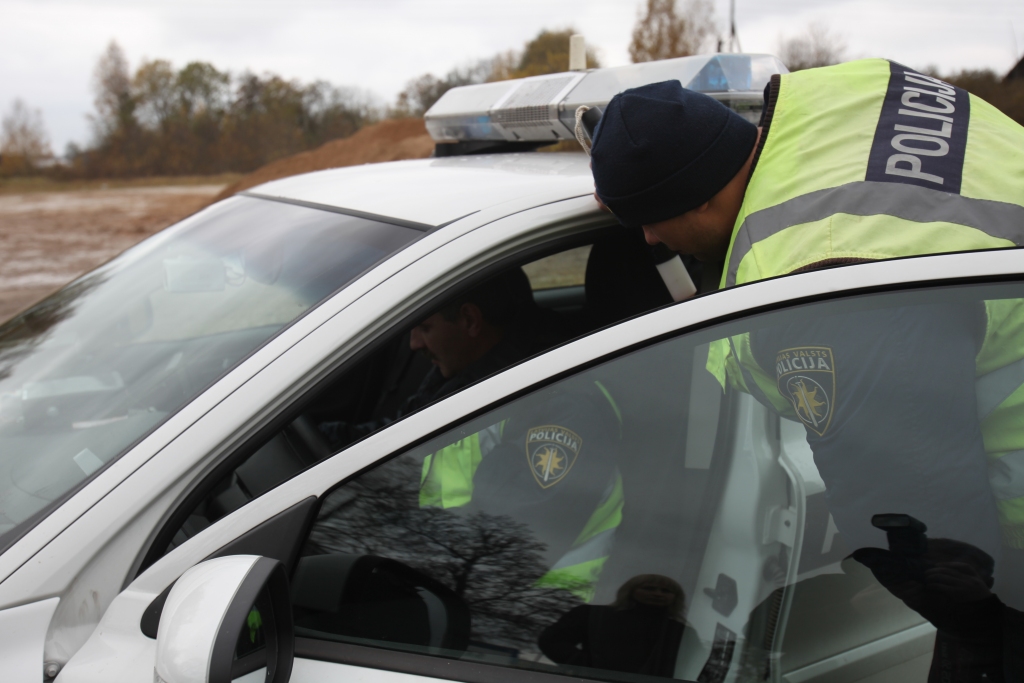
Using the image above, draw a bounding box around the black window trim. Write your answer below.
[241,191,461,233]
[294,638,680,683]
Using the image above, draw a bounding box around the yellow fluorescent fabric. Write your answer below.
[741,60,888,215]
[961,95,1024,207]
[735,214,1013,285]
[709,58,1024,548]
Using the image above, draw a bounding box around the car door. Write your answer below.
[59,248,1024,683]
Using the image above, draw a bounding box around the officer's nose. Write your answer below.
[641,226,661,246]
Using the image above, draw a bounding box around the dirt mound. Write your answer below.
[214,118,434,201]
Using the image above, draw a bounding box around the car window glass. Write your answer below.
[0,195,419,547]
[291,282,1024,683]
[522,245,592,290]
[149,226,682,565]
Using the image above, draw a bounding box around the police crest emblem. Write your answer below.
[526,425,582,488]
[776,346,835,436]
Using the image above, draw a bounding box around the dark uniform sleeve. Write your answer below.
[749,301,1001,555]
[464,378,621,565]
[538,605,591,665]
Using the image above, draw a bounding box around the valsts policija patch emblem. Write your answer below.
[526,425,582,489]
[776,347,836,436]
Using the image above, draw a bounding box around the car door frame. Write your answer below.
[55,247,1024,683]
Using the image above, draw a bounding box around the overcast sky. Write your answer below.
[3,0,1023,154]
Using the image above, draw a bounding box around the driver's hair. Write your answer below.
[437,268,534,330]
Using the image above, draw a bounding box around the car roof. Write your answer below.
[245,152,595,228]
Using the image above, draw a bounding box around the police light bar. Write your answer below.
[424,53,787,147]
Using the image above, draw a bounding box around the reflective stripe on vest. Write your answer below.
[539,472,625,601]
[725,182,1024,288]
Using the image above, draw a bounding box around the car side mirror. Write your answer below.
[155,555,293,683]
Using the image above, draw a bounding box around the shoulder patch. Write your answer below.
[776,346,836,436]
[526,425,582,488]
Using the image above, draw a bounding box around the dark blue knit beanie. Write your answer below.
[591,80,758,228]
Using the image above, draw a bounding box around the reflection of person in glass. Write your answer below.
[538,574,686,676]
[854,514,1024,681]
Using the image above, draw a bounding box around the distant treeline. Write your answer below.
[57,29,595,179]
[944,70,1024,126]
[3,13,1024,180]
[66,43,380,178]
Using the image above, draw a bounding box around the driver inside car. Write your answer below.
[317,268,537,448]
[318,268,628,597]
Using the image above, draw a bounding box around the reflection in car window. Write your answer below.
[0,195,418,546]
[156,228,682,558]
[292,283,1024,682]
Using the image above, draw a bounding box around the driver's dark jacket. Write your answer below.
[318,338,529,448]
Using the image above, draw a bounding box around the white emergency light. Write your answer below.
[424,53,787,146]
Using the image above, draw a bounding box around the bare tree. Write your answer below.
[0,99,52,173]
[133,59,177,130]
[486,50,520,82]
[91,41,135,137]
[777,22,847,71]
[629,0,717,63]
[392,50,528,117]
[514,28,600,78]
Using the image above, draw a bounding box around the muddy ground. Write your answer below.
[0,185,224,323]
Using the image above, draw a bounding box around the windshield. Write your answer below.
[0,195,420,546]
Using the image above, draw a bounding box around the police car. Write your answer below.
[0,53,1015,683]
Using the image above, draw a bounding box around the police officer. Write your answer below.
[587,61,1024,591]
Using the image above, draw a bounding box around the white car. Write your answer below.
[0,54,1014,683]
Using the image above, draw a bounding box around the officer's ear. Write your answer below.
[693,201,710,214]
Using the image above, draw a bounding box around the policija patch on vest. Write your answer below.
[526,425,581,489]
[865,61,970,193]
[776,347,835,436]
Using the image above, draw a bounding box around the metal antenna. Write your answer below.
[728,0,742,53]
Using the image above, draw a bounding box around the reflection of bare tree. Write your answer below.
[308,455,582,650]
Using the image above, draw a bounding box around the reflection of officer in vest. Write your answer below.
[320,266,626,595]
[419,372,625,599]
[587,61,1024,624]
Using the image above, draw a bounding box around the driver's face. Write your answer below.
[409,312,477,379]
